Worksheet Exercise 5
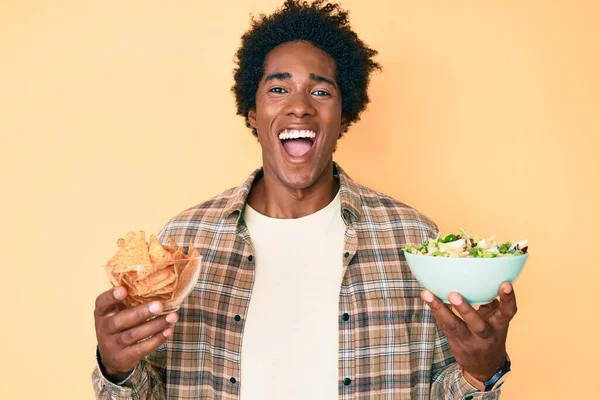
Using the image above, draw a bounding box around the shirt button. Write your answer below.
[342,313,350,322]
[230,377,237,384]
[248,255,254,262]
[344,252,350,258]
[234,315,241,322]
[343,377,351,386]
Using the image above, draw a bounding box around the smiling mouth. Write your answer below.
[279,129,316,158]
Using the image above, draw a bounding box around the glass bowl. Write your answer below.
[103,255,202,313]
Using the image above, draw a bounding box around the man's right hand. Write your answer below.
[94,286,178,382]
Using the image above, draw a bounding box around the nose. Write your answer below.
[284,91,316,118]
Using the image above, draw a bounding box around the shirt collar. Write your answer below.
[223,162,363,224]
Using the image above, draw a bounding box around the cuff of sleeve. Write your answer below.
[457,368,501,400]
[458,370,483,393]
[95,347,135,388]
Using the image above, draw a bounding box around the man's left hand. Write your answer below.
[421,281,516,382]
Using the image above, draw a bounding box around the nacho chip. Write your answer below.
[172,247,184,261]
[121,272,139,296]
[145,280,177,296]
[149,234,173,266]
[106,231,151,272]
[135,268,177,296]
[188,242,200,258]
[106,231,201,308]
[153,293,172,302]
[173,240,199,275]
[173,252,200,299]
[127,296,140,306]
[105,268,121,287]
[166,235,179,253]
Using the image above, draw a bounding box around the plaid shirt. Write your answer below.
[93,163,500,400]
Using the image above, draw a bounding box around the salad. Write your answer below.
[403,228,528,258]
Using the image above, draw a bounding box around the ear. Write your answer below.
[248,108,257,129]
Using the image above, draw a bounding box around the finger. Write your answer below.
[103,302,164,334]
[123,327,173,364]
[478,299,500,319]
[119,312,179,346]
[421,290,468,338]
[95,287,128,317]
[496,281,517,325]
[448,293,493,338]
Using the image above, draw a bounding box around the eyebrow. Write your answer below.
[265,72,292,82]
[264,72,337,88]
[310,73,336,87]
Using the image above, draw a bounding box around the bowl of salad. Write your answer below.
[403,229,529,305]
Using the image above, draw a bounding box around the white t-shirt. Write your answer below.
[240,190,346,399]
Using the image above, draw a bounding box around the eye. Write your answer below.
[312,89,331,97]
[268,87,287,94]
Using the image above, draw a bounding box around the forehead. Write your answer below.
[262,41,337,79]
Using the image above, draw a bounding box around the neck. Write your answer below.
[247,162,339,219]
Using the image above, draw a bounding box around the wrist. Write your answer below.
[462,354,511,392]
[466,354,507,382]
[97,348,134,383]
[103,366,133,383]
[466,369,500,383]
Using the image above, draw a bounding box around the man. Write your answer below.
[93,1,515,398]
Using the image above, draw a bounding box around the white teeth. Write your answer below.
[278,129,316,140]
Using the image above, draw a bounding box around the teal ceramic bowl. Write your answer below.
[404,252,528,305]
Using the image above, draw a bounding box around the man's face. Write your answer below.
[248,40,344,190]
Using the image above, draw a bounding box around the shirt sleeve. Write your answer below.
[92,344,167,400]
[429,325,501,400]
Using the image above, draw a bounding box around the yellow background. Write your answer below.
[1,1,598,398]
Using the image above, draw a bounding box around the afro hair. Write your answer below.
[232,0,382,137]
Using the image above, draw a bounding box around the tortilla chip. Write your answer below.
[145,281,177,296]
[188,240,198,257]
[173,256,199,299]
[166,235,179,253]
[135,268,177,296]
[172,247,184,261]
[126,295,144,307]
[106,231,151,272]
[121,272,139,296]
[105,268,121,287]
[106,231,201,308]
[148,234,174,271]
[153,293,172,302]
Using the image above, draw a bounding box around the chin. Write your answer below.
[281,174,316,190]
[277,167,319,190]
